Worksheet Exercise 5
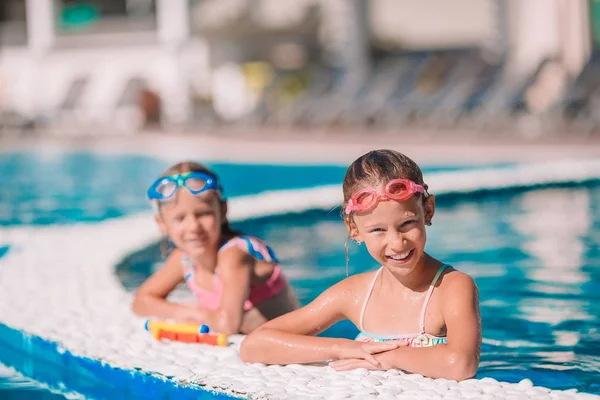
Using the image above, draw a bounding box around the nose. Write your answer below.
[387,230,406,251]
[186,216,202,231]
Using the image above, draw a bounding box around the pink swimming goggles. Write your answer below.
[344,179,425,214]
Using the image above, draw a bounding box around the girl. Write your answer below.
[132,161,299,334]
[240,150,482,381]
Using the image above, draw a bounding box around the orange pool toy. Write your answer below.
[144,320,229,346]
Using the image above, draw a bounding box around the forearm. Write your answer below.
[131,295,189,320]
[210,308,244,335]
[240,328,350,365]
[377,345,478,381]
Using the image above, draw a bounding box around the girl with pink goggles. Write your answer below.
[344,179,426,215]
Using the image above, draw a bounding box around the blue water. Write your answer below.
[0,151,492,226]
[0,365,71,400]
[2,151,599,397]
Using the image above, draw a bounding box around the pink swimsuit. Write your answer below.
[181,236,287,311]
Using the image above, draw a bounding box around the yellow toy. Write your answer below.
[144,320,228,346]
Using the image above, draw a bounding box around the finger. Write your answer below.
[331,362,353,371]
[330,359,373,371]
[328,359,347,368]
[366,342,400,353]
[329,359,354,370]
[363,352,381,367]
[331,358,362,367]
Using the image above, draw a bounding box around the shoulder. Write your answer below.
[440,269,478,293]
[327,270,379,297]
[163,249,184,268]
[439,269,479,311]
[308,271,376,317]
[220,235,278,263]
[218,240,255,269]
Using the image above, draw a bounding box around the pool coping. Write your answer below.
[2,159,600,399]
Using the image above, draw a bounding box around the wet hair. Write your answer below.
[153,161,241,257]
[341,149,429,274]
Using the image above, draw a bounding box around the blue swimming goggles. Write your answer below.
[147,172,220,201]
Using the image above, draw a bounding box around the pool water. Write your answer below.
[0,152,482,227]
[1,151,599,398]
[0,365,74,400]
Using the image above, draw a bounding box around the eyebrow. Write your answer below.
[363,216,418,229]
[364,224,383,230]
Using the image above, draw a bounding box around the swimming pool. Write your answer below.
[1,151,599,399]
[119,185,600,395]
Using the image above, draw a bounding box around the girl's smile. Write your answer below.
[385,248,415,264]
[156,189,223,261]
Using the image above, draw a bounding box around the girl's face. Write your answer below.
[155,189,224,260]
[349,194,434,277]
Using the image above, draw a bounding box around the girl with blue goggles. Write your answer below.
[135,161,299,336]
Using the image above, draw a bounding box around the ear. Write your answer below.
[154,214,168,236]
[423,195,436,225]
[344,215,362,242]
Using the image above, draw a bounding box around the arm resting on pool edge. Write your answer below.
[240,275,400,366]
[131,248,257,334]
[131,250,215,323]
[131,250,191,319]
[330,273,482,381]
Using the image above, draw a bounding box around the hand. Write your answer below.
[329,358,381,371]
[333,340,402,368]
[331,340,408,371]
[176,303,212,324]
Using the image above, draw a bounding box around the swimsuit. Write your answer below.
[355,264,450,347]
[181,236,287,311]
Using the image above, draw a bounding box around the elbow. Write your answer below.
[445,352,478,381]
[240,325,274,363]
[239,331,262,363]
[131,295,144,316]
[216,311,241,336]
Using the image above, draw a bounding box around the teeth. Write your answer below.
[390,251,410,260]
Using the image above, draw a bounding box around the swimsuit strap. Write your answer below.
[419,264,450,334]
[359,267,383,331]
[219,236,280,264]
[181,254,195,281]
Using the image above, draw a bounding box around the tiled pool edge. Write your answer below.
[2,160,600,400]
[0,323,236,400]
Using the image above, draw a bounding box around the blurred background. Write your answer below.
[1,0,599,139]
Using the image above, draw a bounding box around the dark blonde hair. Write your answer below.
[155,161,240,256]
[341,150,429,274]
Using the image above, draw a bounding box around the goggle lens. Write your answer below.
[387,181,411,199]
[355,191,378,207]
[155,179,178,198]
[185,177,209,192]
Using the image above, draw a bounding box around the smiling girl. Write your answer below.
[240,150,481,380]
[132,161,299,334]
